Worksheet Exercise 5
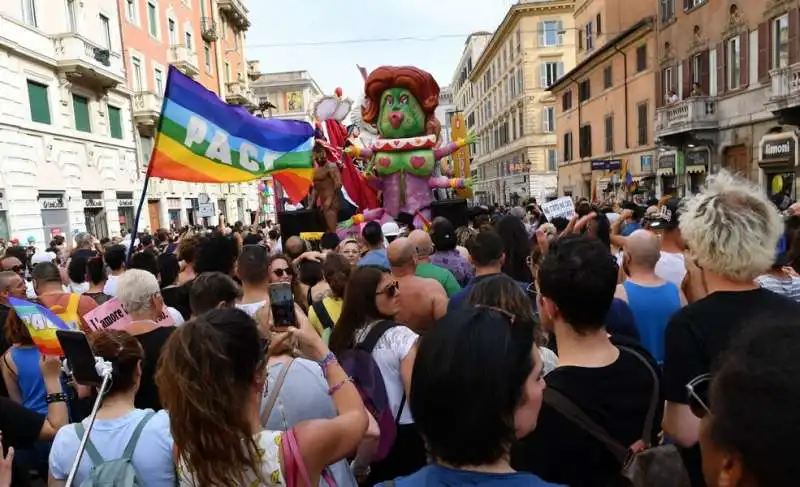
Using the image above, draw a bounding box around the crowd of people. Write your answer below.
[0,169,796,487]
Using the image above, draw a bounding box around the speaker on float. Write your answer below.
[430,199,469,229]
[277,209,325,244]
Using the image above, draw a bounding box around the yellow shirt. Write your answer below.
[308,296,343,343]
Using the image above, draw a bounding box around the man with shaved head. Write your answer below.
[407,230,460,296]
[387,237,448,334]
[614,229,685,364]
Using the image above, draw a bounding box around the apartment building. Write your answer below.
[250,70,323,124]
[470,0,575,205]
[121,0,258,231]
[657,0,794,202]
[555,17,659,201]
[0,0,140,243]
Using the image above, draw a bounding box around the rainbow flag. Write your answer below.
[149,66,316,203]
[9,297,76,355]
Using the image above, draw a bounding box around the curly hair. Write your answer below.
[679,170,783,281]
[156,308,267,487]
[362,66,441,139]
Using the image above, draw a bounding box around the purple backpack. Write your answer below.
[338,321,405,462]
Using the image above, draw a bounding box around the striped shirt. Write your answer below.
[755,274,800,302]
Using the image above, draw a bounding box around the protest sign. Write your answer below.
[540,197,576,221]
[83,297,175,332]
[8,297,76,355]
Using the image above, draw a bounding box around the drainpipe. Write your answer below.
[612,45,630,150]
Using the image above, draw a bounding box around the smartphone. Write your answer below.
[268,282,296,327]
[56,330,103,387]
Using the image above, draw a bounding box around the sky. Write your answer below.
[245,0,513,100]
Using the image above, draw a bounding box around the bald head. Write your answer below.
[625,230,661,269]
[285,236,306,259]
[408,230,434,258]
[387,237,417,269]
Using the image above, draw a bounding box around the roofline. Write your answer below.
[469,0,574,82]
[547,16,655,92]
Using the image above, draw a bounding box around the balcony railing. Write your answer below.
[655,96,718,137]
[167,45,199,77]
[52,33,124,90]
[218,0,250,30]
[767,64,800,114]
[225,81,256,107]
[200,17,218,42]
[133,91,162,136]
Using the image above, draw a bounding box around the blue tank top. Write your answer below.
[622,281,682,364]
[10,347,48,414]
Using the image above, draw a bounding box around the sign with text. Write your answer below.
[541,197,576,221]
[449,112,472,198]
[590,160,621,171]
[83,297,175,332]
[197,202,215,218]
[686,148,710,169]
[760,135,796,163]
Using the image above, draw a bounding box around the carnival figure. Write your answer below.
[346,66,474,228]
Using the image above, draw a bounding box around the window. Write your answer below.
[126,0,136,22]
[510,71,517,98]
[67,0,77,31]
[511,112,517,139]
[636,45,647,72]
[660,0,675,22]
[539,20,563,47]
[22,0,37,27]
[155,68,163,94]
[168,18,177,45]
[540,62,564,88]
[579,124,592,158]
[203,42,211,71]
[542,107,555,133]
[72,94,91,133]
[225,62,231,83]
[517,69,524,92]
[578,80,591,102]
[637,103,648,146]
[147,1,157,37]
[773,14,789,69]
[518,109,524,136]
[108,105,123,139]
[585,22,594,50]
[604,115,614,152]
[547,149,557,172]
[132,57,143,91]
[99,14,111,50]
[692,54,702,84]
[26,81,50,124]
[663,67,674,97]
[596,13,602,34]
[603,65,612,88]
[563,131,573,161]
[562,90,572,110]
[727,36,741,90]
[185,31,192,49]
[683,0,706,10]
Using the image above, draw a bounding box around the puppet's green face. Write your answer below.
[377,88,425,139]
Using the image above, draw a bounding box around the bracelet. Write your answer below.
[46,392,68,404]
[317,351,337,376]
[328,376,353,396]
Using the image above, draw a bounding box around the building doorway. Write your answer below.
[148,200,161,232]
[724,145,750,179]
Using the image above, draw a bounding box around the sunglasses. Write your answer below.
[272,268,292,278]
[686,373,712,418]
[376,281,399,298]
[474,304,517,324]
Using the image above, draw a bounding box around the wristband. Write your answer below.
[328,376,353,396]
[46,392,68,404]
[317,351,337,376]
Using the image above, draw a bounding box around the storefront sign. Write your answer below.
[40,197,65,210]
[117,199,134,208]
[658,154,676,170]
[167,198,182,210]
[759,132,798,166]
[83,198,104,209]
[640,155,653,173]
[685,148,710,172]
[591,160,621,171]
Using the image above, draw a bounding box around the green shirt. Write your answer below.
[416,262,462,297]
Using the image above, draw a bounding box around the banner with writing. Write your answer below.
[449,112,473,199]
[8,297,76,355]
[83,298,175,332]
[540,197,576,221]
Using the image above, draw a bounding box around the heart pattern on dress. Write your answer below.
[410,156,426,169]
[379,157,391,167]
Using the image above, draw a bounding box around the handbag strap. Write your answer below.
[261,359,294,425]
[283,428,313,487]
[312,300,335,330]
[618,346,660,445]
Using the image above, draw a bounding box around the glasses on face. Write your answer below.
[376,281,399,298]
[686,373,712,418]
[272,267,292,278]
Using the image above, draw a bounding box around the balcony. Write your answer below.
[225,81,256,107]
[52,33,125,91]
[200,17,218,42]
[133,91,162,137]
[218,0,251,31]
[655,96,718,140]
[247,60,260,81]
[167,45,199,78]
[766,64,800,124]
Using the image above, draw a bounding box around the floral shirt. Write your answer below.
[430,250,474,287]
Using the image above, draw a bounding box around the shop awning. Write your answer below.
[686,165,706,174]
[657,168,674,176]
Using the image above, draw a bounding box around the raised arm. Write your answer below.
[433,131,476,161]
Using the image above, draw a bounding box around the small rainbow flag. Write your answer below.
[9,297,76,356]
[149,66,316,203]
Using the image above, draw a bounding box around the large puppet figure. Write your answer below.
[347,66,474,228]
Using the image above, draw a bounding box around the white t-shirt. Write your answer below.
[103,274,121,296]
[236,300,267,317]
[655,251,687,288]
[167,307,185,325]
[354,323,418,425]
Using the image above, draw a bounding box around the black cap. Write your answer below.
[648,198,682,230]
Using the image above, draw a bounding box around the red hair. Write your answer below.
[362,66,441,139]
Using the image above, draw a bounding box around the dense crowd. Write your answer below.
[0,169,796,487]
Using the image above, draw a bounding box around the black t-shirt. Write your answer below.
[0,396,44,449]
[162,281,192,320]
[134,327,175,411]
[663,288,800,486]
[512,338,661,487]
[0,304,11,397]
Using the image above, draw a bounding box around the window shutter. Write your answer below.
[540,64,548,88]
[557,20,564,44]
[790,9,800,65]
[596,13,602,34]
[717,42,726,93]
[758,22,770,81]
[740,33,749,87]
[700,50,710,94]
[682,58,692,97]
[538,21,545,46]
[543,109,549,132]
[656,69,663,108]
[73,94,91,132]
[26,81,51,124]
[578,29,583,50]
[108,106,123,139]
[557,61,564,78]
